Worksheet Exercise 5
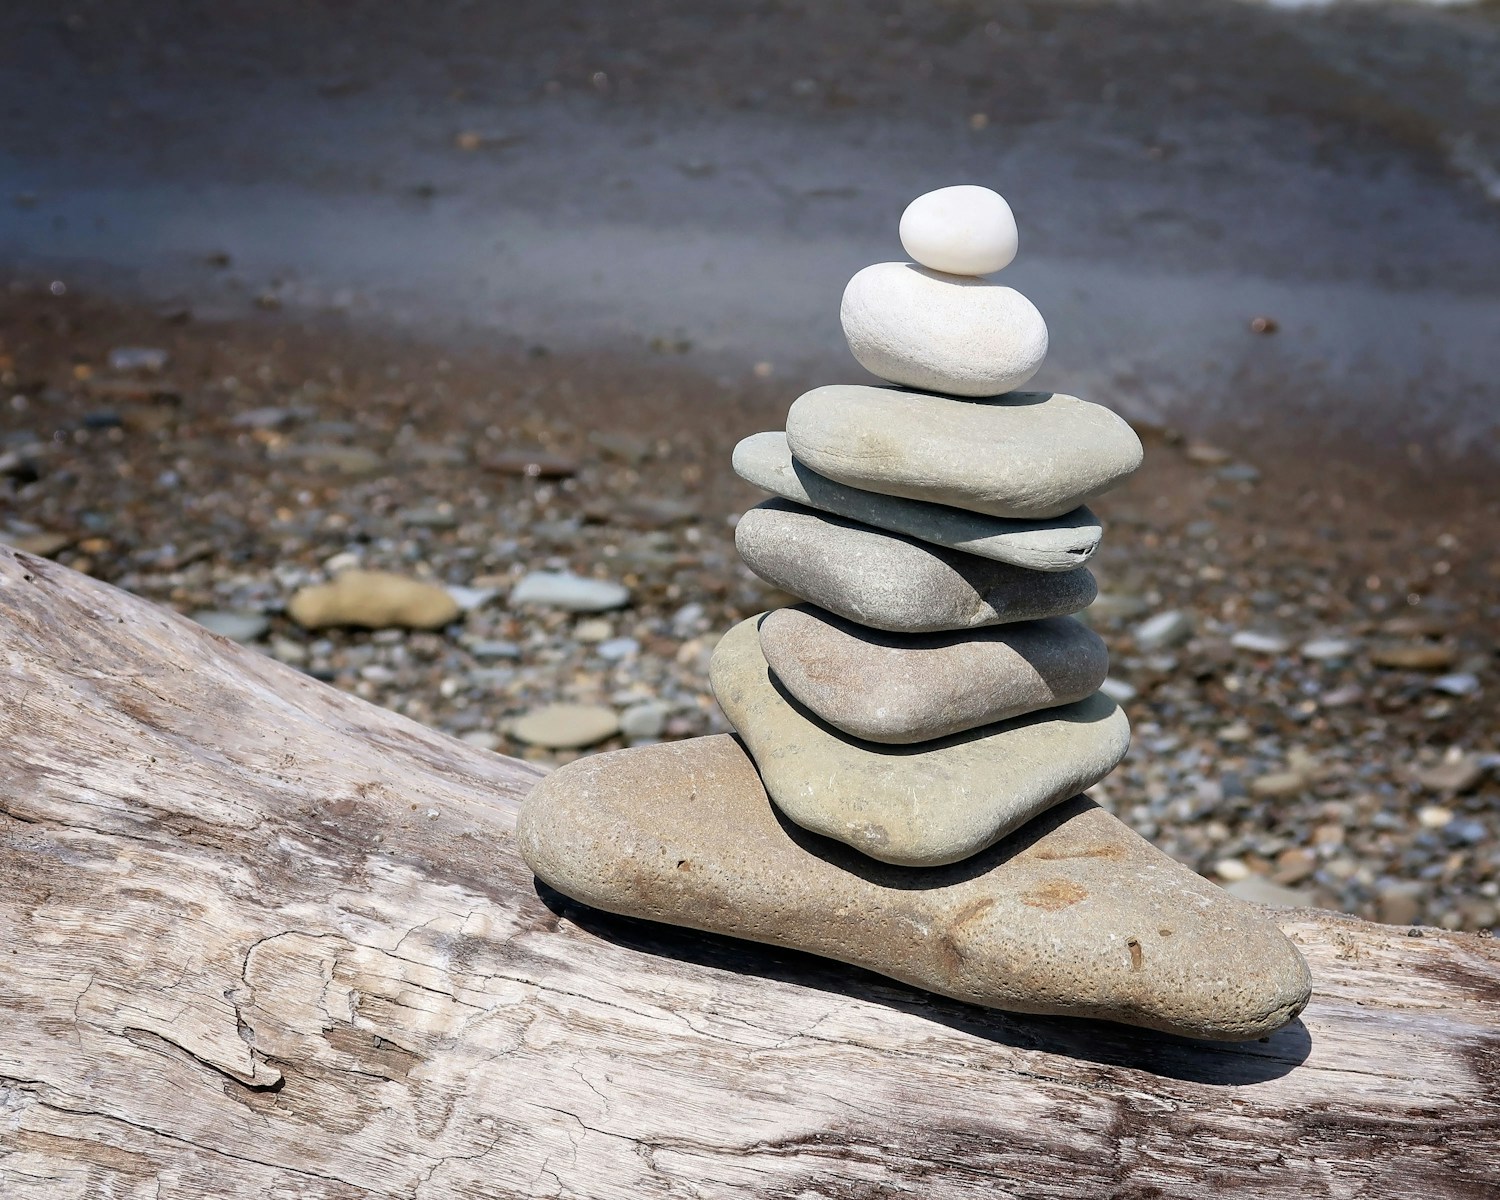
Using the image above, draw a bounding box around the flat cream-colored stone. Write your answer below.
[517,734,1313,1042]
[733,431,1101,572]
[509,703,621,750]
[760,606,1108,744]
[710,617,1130,866]
[287,571,460,631]
[735,500,1097,632]
[786,385,1144,521]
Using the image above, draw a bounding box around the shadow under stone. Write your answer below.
[535,878,1313,1087]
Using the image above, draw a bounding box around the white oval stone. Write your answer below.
[899,185,1018,276]
[841,263,1047,397]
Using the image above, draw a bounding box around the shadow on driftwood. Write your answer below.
[535,881,1312,1087]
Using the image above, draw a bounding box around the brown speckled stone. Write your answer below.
[710,617,1130,866]
[760,606,1109,744]
[735,500,1097,633]
[517,734,1312,1042]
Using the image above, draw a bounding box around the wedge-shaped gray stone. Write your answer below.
[760,606,1109,744]
[735,500,1096,633]
[733,431,1101,572]
[710,617,1130,866]
[786,385,1144,521]
[518,734,1313,1042]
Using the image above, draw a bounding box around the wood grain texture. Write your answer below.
[0,547,1497,1199]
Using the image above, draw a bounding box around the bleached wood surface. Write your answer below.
[0,546,1496,1200]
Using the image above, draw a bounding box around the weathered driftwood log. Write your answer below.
[0,546,1497,1199]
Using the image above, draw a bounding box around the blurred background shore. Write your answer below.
[1,0,1496,930]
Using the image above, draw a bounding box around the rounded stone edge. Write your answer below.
[899,185,1018,277]
[839,264,1049,398]
[785,385,1141,519]
[758,611,1113,746]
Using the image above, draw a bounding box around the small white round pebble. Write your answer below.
[899,185,1018,277]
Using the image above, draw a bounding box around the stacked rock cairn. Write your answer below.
[521,187,1312,1042]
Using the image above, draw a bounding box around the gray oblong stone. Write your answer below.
[191,610,271,644]
[509,571,630,613]
[759,606,1109,744]
[517,734,1313,1042]
[786,385,1144,521]
[710,617,1130,866]
[733,431,1101,572]
[735,500,1097,633]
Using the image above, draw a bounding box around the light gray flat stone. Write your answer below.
[786,385,1143,520]
[190,610,270,644]
[518,734,1312,1041]
[759,607,1109,744]
[735,500,1097,633]
[733,431,1101,572]
[710,617,1130,866]
[509,571,630,613]
[841,263,1048,396]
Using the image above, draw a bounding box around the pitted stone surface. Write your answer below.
[517,734,1313,1042]
[710,617,1130,866]
[841,263,1048,396]
[734,500,1097,632]
[760,606,1109,744]
[786,386,1144,521]
[733,431,1101,572]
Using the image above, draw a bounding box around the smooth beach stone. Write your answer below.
[509,703,621,750]
[710,617,1130,866]
[734,500,1096,633]
[787,385,1144,521]
[841,263,1047,397]
[899,185,1018,276]
[733,431,1101,572]
[191,610,271,644]
[287,571,460,631]
[759,607,1109,744]
[517,734,1312,1041]
[509,571,630,613]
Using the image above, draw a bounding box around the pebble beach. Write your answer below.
[1,287,1494,932]
[1,0,1497,935]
